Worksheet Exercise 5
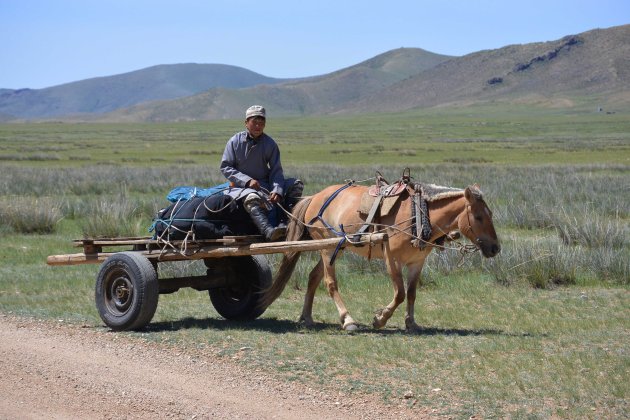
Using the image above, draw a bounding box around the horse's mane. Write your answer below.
[419,183,466,202]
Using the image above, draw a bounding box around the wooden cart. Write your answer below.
[46,233,387,331]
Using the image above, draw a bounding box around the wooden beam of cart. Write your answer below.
[46,233,388,266]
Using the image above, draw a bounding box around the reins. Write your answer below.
[284,171,481,263]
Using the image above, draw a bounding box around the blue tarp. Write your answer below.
[166,182,230,203]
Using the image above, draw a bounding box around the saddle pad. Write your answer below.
[359,192,375,215]
[358,192,400,217]
[381,196,399,216]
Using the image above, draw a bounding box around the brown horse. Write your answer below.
[261,181,500,331]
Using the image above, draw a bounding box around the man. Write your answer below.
[220,105,303,241]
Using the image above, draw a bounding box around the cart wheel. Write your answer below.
[208,255,272,320]
[95,252,159,331]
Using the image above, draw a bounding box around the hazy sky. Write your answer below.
[1,0,628,89]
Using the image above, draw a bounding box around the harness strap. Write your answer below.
[308,182,354,264]
[410,184,431,249]
[352,193,383,243]
[330,231,347,265]
[419,190,431,242]
[353,169,411,243]
[410,190,419,247]
[308,181,354,234]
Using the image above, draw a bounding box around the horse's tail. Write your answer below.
[259,196,312,309]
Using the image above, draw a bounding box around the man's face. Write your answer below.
[246,117,266,138]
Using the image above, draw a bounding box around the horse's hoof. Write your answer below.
[373,310,387,329]
[373,319,385,329]
[405,322,422,332]
[298,316,316,329]
[341,315,358,331]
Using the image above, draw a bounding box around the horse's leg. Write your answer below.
[319,250,357,331]
[299,257,324,328]
[404,263,425,331]
[373,241,406,329]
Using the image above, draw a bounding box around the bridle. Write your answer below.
[462,201,488,249]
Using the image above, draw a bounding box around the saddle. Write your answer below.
[367,182,407,198]
[354,170,411,243]
[354,169,432,249]
[359,181,406,220]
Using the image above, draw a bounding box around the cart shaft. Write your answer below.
[46,233,388,266]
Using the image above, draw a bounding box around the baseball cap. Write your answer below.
[245,105,266,120]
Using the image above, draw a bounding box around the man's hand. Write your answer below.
[269,192,282,204]
[247,179,261,190]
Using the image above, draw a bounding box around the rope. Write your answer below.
[276,172,476,257]
[286,201,478,258]
[152,190,240,258]
[150,173,481,263]
[152,185,285,258]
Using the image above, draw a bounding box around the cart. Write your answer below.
[46,233,387,331]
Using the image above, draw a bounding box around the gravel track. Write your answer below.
[0,314,431,419]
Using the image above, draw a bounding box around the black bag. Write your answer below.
[152,194,256,240]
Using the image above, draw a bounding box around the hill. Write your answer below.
[101,48,453,121]
[2,24,628,122]
[0,64,289,119]
[347,24,630,113]
[102,24,630,121]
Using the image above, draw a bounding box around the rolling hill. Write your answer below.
[0,64,290,119]
[101,24,630,121]
[99,47,453,122]
[2,24,628,122]
[347,25,630,113]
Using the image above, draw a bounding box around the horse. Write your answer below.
[260,180,500,331]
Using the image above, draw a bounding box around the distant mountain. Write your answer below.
[101,48,453,121]
[346,24,630,113]
[2,24,628,122]
[0,64,290,119]
[101,25,630,122]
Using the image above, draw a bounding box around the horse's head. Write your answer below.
[458,185,500,258]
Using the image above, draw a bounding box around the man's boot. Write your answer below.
[248,204,286,242]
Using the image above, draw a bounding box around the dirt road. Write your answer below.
[0,314,427,419]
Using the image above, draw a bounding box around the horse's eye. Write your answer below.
[475,215,483,222]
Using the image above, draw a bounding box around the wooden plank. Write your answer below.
[72,237,151,246]
[47,233,388,267]
[72,235,261,248]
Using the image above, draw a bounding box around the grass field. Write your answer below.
[1,105,629,168]
[1,106,628,418]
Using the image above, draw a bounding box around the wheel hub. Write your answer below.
[108,275,133,313]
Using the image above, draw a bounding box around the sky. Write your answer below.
[1,0,628,89]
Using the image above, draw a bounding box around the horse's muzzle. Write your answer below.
[479,241,501,258]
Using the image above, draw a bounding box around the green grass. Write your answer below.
[2,248,626,418]
[1,106,629,167]
[1,106,629,418]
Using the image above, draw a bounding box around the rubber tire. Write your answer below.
[208,255,272,320]
[95,252,159,331]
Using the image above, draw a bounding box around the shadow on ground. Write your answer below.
[140,316,537,338]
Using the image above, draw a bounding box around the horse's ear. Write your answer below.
[465,187,474,202]
[465,185,482,202]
